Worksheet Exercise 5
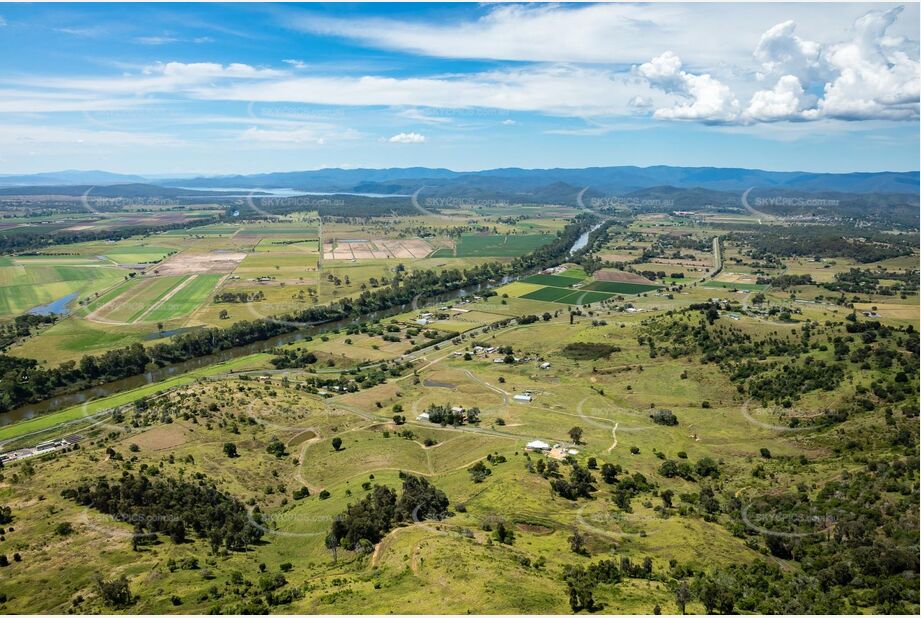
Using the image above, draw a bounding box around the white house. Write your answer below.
[416,412,430,421]
[525,440,550,452]
[513,393,532,402]
[539,362,551,369]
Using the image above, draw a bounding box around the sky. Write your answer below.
[0,2,918,175]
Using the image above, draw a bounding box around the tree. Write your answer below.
[468,461,491,483]
[493,522,515,545]
[223,443,238,458]
[565,567,596,612]
[675,580,690,614]
[661,489,674,509]
[569,530,587,555]
[96,574,134,609]
[568,426,584,444]
[331,437,343,451]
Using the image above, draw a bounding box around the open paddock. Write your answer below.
[153,251,247,276]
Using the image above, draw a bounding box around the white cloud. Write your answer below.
[388,132,426,144]
[636,7,918,124]
[501,119,516,125]
[745,75,808,121]
[814,6,920,120]
[0,16,6,27]
[134,36,178,46]
[753,20,823,81]
[637,52,740,123]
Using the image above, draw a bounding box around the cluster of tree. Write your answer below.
[328,474,448,550]
[270,349,317,369]
[236,195,420,220]
[729,226,915,263]
[823,268,919,296]
[60,474,263,551]
[757,273,814,289]
[0,313,57,350]
[650,409,678,426]
[213,291,265,303]
[0,319,296,412]
[563,560,623,612]
[423,403,480,426]
[560,342,620,360]
[658,456,719,481]
[734,357,844,405]
[0,215,219,254]
[550,462,597,500]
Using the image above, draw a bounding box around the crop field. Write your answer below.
[582,280,662,294]
[520,273,580,287]
[143,274,223,322]
[431,233,553,257]
[102,246,174,265]
[520,285,578,302]
[160,222,242,236]
[82,273,223,325]
[0,257,125,317]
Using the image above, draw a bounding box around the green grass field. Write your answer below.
[144,274,223,322]
[432,233,553,257]
[520,285,577,302]
[583,280,662,294]
[0,259,126,317]
[521,273,580,287]
[702,280,768,291]
[554,289,614,304]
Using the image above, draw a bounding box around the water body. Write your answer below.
[569,223,603,255]
[1,230,586,425]
[27,292,78,316]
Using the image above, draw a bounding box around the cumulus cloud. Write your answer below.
[637,6,918,124]
[753,20,823,81]
[744,75,807,121]
[637,52,740,122]
[388,132,426,144]
[814,6,920,120]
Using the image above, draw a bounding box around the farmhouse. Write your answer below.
[539,362,551,369]
[513,393,533,402]
[416,412,430,421]
[525,440,550,452]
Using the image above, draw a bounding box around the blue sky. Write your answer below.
[0,2,918,175]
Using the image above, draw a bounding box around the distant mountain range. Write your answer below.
[1,166,917,195]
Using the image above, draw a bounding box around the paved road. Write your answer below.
[706,236,723,280]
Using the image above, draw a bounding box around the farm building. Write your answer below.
[525,440,550,452]
[513,393,533,402]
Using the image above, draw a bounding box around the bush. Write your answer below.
[650,409,679,426]
[96,575,134,609]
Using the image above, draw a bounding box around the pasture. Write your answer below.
[432,233,553,257]
[0,257,125,318]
